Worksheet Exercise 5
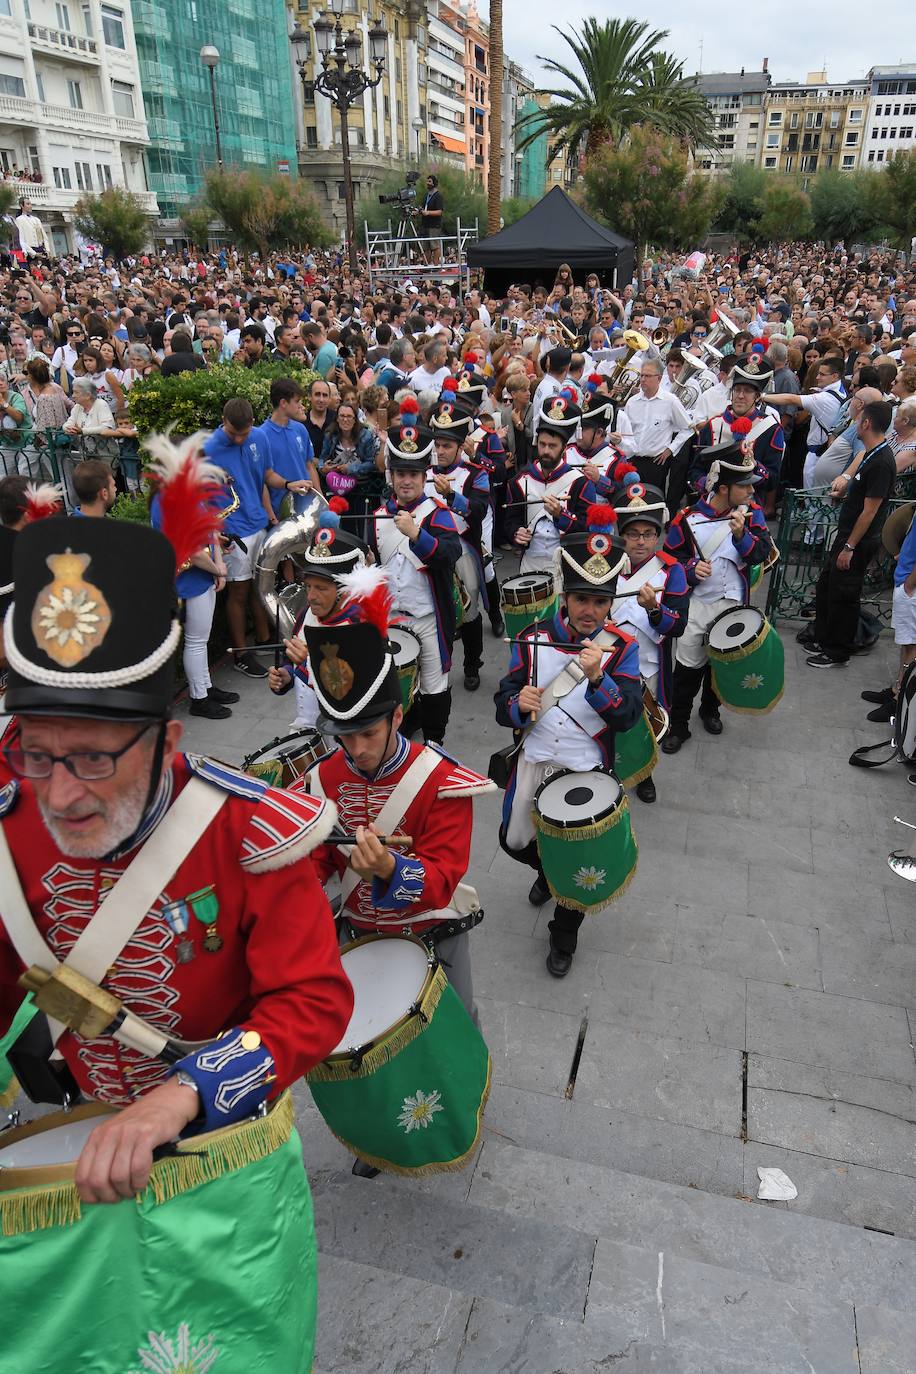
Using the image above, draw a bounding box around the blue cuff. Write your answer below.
[411,527,437,560]
[372,851,427,910]
[585,674,622,710]
[508,695,526,728]
[451,491,469,516]
[171,1028,275,1133]
[735,528,755,557]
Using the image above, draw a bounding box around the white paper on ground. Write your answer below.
[757,1166,798,1201]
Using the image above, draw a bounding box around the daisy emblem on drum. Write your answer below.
[397,1088,445,1133]
[129,1323,219,1374]
[318,641,355,700]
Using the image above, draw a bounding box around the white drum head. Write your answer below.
[389,626,421,668]
[536,769,621,827]
[334,938,431,1052]
[502,573,554,603]
[707,606,765,654]
[0,1113,110,1169]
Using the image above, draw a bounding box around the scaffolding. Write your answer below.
[364,214,478,296]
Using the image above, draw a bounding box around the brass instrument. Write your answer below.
[652,326,670,346]
[254,492,330,640]
[670,351,717,411]
[704,309,740,355]
[607,328,651,403]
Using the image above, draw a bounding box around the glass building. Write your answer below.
[131,0,298,220]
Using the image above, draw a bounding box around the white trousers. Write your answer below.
[675,595,737,670]
[401,609,449,694]
[506,755,554,851]
[183,586,216,700]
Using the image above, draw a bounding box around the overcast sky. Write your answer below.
[490,1,913,89]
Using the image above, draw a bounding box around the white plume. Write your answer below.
[337,563,390,602]
[143,429,223,484]
[24,481,64,510]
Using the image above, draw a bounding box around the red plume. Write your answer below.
[586,502,617,529]
[144,432,224,572]
[441,377,458,393]
[337,565,392,637]
[399,394,420,416]
[730,416,753,436]
[464,351,479,364]
[612,459,638,483]
[328,495,350,513]
[24,482,64,523]
[588,373,604,387]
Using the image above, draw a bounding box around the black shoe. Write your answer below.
[546,945,573,978]
[463,671,481,691]
[862,686,895,705]
[208,685,240,705]
[796,627,819,646]
[233,651,268,678]
[699,712,723,736]
[807,653,847,669]
[661,729,690,755]
[489,612,505,637]
[635,777,656,804]
[351,1158,380,1179]
[189,697,232,719]
[867,702,895,723]
[528,877,550,905]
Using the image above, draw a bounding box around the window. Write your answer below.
[111,80,135,118]
[768,111,782,125]
[871,127,878,138]
[890,127,897,138]
[764,156,776,167]
[800,153,818,172]
[0,0,11,14]
[842,155,856,167]
[28,144,39,174]
[868,150,875,161]
[52,165,72,188]
[784,155,794,171]
[35,71,45,102]
[789,112,799,128]
[305,126,317,148]
[67,79,83,110]
[829,110,840,127]
[894,103,901,115]
[55,2,71,31]
[0,73,25,98]
[902,127,914,139]
[765,132,779,148]
[845,131,858,145]
[805,111,823,129]
[881,127,888,138]
[877,149,884,161]
[849,108,862,121]
[101,4,125,48]
[73,161,91,190]
[96,162,112,187]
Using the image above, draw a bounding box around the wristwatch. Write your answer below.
[843,543,855,552]
[174,1069,201,1110]
[648,607,663,627]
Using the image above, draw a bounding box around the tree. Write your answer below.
[202,169,331,258]
[582,125,719,277]
[178,203,214,252]
[872,148,916,250]
[515,17,714,163]
[357,162,486,237]
[809,169,878,245]
[713,162,767,243]
[488,0,503,236]
[757,180,813,243]
[500,196,537,227]
[73,187,150,260]
[0,184,16,220]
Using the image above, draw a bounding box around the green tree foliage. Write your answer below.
[500,196,538,227]
[515,17,714,162]
[357,163,486,237]
[0,184,16,219]
[202,169,331,258]
[73,187,150,260]
[872,148,916,250]
[127,359,320,439]
[809,170,879,244]
[178,203,215,252]
[712,162,767,243]
[582,125,719,275]
[757,180,813,243]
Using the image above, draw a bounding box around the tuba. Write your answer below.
[704,309,740,355]
[670,352,717,412]
[254,491,330,640]
[607,328,651,403]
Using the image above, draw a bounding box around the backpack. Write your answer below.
[849,659,916,768]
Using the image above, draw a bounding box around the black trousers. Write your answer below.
[500,828,585,954]
[460,614,484,673]
[813,535,876,662]
[420,687,451,744]
[669,663,721,733]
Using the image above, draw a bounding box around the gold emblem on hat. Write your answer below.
[457,375,471,391]
[311,542,332,559]
[436,410,453,427]
[33,550,112,668]
[630,495,647,508]
[583,553,611,578]
[400,436,418,453]
[319,642,354,700]
[548,400,566,420]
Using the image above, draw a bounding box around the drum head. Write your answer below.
[535,769,621,828]
[389,625,421,667]
[0,1112,111,1169]
[243,729,327,769]
[502,572,554,602]
[707,606,766,654]
[334,937,431,1052]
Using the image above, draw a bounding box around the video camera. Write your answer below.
[379,169,420,207]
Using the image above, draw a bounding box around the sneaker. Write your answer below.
[189,697,232,719]
[866,701,895,723]
[463,670,481,691]
[208,685,240,705]
[862,687,895,705]
[807,653,847,669]
[233,651,268,679]
[796,627,819,646]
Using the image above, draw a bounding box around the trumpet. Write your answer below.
[607,328,651,403]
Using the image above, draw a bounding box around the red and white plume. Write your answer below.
[24,482,64,523]
[337,564,392,638]
[144,430,225,571]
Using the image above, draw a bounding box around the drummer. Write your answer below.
[505,392,587,574]
[267,524,371,728]
[368,396,461,746]
[611,485,691,803]
[566,392,642,522]
[0,454,351,1365]
[494,511,643,977]
[662,440,774,753]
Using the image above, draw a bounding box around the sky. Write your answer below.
[488,1,914,89]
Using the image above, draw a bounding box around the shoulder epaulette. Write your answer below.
[658,549,678,567]
[426,744,496,799]
[0,779,20,818]
[185,753,268,800]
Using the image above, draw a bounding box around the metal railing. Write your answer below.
[0,431,141,511]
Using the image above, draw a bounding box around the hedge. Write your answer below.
[127,359,321,439]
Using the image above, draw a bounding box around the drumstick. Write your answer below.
[328,830,413,848]
[274,607,282,671]
[529,625,540,722]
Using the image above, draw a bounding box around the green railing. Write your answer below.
[0,430,141,510]
[766,474,916,627]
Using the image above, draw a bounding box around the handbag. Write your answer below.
[849,659,916,768]
[487,736,523,790]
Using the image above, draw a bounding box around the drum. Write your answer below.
[242,728,332,788]
[614,684,669,789]
[749,544,780,591]
[0,1094,317,1372]
[500,572,558,641]
[533,768,638,915]
[307,935,491,1175]
[389,625,421,713]
[706,605,784,714]
[452,572,472,630]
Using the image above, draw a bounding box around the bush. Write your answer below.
[111,489,150,523]
[127,359,321,439]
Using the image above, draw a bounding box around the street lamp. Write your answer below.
[291,9,388,273]
[199,45,223,171]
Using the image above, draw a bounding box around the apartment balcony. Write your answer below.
[1,176,159,214]
[27,20,100,63]
[40,102,149,142]
[0,93,41,126]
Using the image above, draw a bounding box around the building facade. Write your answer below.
[863,65,916,169]
[132,0,297,223]
[435,0,487,179]
[689,67,771,174]
[0,0,155,253]
[757,72,868,179]
[500,58,543,200]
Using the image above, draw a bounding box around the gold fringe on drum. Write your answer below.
[305,963,448,1083]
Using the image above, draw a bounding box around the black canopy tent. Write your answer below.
[466,187,635,295]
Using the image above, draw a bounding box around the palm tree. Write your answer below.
[515,17,714,165]
[487,0,504,235]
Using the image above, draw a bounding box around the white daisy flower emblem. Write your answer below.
[397,1088,444,1133]
[741,672,765,691]
[573,865,606,891]
[129,1322,219,1374]
[37,585,102,648]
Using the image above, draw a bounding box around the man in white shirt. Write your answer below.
[531,346,571,439]
[14,199,52,259]
[769,355,847,489]
[408,338,450,393]
[619,356,693,500]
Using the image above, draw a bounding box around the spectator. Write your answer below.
[160,330,207,377]
[254,377,319,522]
[72,458,117,516]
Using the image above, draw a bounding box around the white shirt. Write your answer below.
[15,212,50,256]
[65,398,116,435]
[408,364,450,392]
[530,373,565,438]
[621,389,693,457]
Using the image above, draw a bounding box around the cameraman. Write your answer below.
[420,175,444,265]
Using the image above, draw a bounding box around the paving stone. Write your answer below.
[746,1054,916,1177]
[673,906,821,989]
[744,1142,916,1240]
[855,1304,916,1374]
[315,1252,472,1374]
[810,825,910,890]
[471,930,600,1014]
[574,1021,743,1136]
[626,854,751,914]
[748,861,893,934]
[652,770,752,821]
[477,996,582,1098]
[687,811,814,873]
[882,885,916,944]
[469,1139,916,1313]
[745,982,916,1083]
[312,1177,597,1318]
[747,779,873,836]
[819,927,916,1007]
[694,737,808,786]
[590,954,747,1050]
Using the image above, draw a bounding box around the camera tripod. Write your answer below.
[389,206,424,269]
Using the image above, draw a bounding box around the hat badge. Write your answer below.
[436,405,454,427]
[583,552,611,578]
[33,550,112,668]
[745,357,760,373]
[313,527,335,558]
[400,424,418,454]
[548,398,566,420]
[457,374,471,391]
[318,642,354,700]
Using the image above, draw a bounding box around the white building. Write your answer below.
[426,1,467,164]
[499,57,534,197]
[0,0,156,253]
[863,64,916,169]
[688,67,771,175]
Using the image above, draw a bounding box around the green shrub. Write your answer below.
[111,489,151,523]
[127,359,321,439]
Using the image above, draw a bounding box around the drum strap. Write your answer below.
[0,777,228,1050]
[536,629,618,718]
[696,518,736,562]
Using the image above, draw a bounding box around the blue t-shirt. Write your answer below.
[313,341,340,378]
[203,426,270,537]
[254,418,315,516]
[150,493,213,599]
[896,512,916,587]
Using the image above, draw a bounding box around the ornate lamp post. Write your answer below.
[291,4,388,274]
[199,45,223,171]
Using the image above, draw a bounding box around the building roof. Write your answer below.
[687,71,770,95]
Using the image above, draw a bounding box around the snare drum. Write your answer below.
[307,935,491,1174]
[614,683,669,789]
[706,605,784,714]
[500,572,558,641]
[533,768,638,915]
[0,1094,317,1372]
[389,625,422,713]
[242,728,332,788]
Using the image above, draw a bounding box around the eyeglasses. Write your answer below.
[67,331,83,338]
[4,723,153,781]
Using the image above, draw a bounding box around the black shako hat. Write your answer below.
[699,440,764,487]
[386,395,435,470]
[537,390,581,440]
[305,619,402,735]
[430,396,475,444]
[557,519,630,596]
[4,516,179,718]
[614,482,668,532]
[730,352,774,392]
[302,525,369,579]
